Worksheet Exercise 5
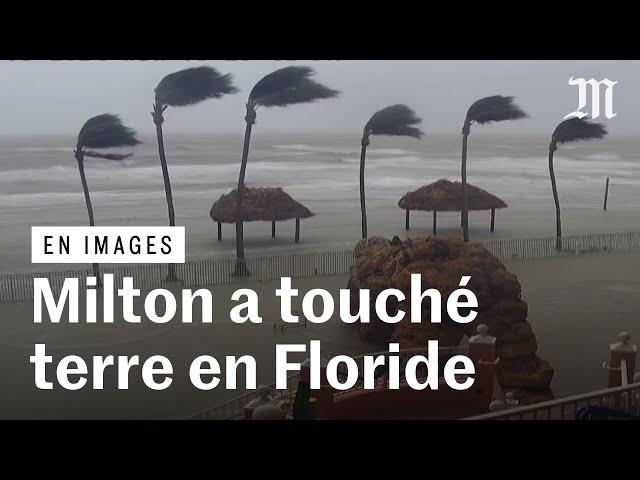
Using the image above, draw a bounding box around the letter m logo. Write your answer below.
[564,77,618,120]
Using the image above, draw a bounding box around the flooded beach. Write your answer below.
[1,251,639,419]
[2,132,640,273]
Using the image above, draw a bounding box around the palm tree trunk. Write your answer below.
[549,149,562,250]
[234,109,254,276]
[461,129,470,242]
[155,124,176,227]
[359,141,368,239]
[153,107,179,282]
[76,151,100,281]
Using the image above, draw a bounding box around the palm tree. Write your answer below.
[153,65,238,281]
[234,66,339,276]
[461,95,527,242]
[75,114,140,281]
[549,117,607,249]
[360,105,423,238]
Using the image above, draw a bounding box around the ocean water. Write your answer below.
[2,132,640,417]
[1,132,640,272]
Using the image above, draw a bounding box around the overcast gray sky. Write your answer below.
[0,60,638,136]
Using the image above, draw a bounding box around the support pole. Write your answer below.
[217,222,222,241]
[461,211,463,227]
[272,220,276,238]
[405,210,410,230]
[433,211,437,235]
[603,177,610,211]
[490,208,496,232]
[295,218,300,243]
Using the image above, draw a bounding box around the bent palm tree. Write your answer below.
[549,117,607,249]
[360,105,423,238]
[153,66,238,281]
[75,114,140,280]
[461,95,527,242]
[234,66,339,276]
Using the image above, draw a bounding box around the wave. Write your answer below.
[0,184,241,209]
[272,144,415,157]
[0,162,243,186]
[582,153,622,161]
[0,147,70,153]
[272,144,356,155]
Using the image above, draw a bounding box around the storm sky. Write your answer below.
[1,60,638,136]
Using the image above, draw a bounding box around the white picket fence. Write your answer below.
[1,231,639,303]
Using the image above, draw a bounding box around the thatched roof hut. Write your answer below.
[399,179,507,212]
[210,187,314,243]
[398,179,507,234]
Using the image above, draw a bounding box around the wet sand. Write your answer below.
[1,251,639,419]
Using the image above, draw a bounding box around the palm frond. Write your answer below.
[364,104,423,138]
[250,66,313,100]
[552,117,607,144]
[249,66,339,108]
[155,66,238,107]
[466,95,527,124]
[77,114,141,150]
[84,151,133,161]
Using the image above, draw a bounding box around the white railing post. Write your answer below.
[608,332,637,387]
[468,324,497,409]
[469,324,496,361]
[505,391,519,408]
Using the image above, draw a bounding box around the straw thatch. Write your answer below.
[210,187,314,223]
[398,179,507,212]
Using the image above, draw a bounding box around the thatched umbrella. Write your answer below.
[398,179,507,234]
[210,187,314,243]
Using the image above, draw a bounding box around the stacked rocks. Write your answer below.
[347,235,554,401]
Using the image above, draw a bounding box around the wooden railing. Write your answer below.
[463,381,640,420]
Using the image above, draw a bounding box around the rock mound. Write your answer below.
[347,235,553,397]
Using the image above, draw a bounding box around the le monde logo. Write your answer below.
[565,77,618,120]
